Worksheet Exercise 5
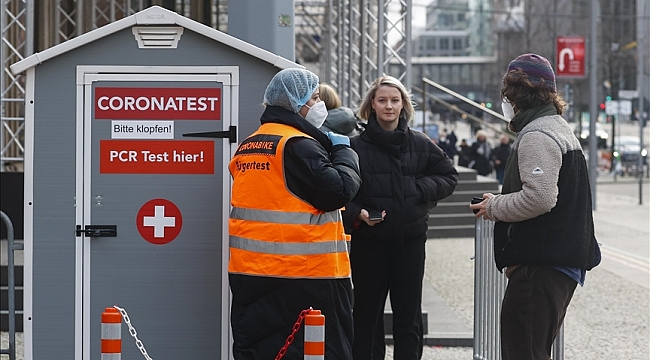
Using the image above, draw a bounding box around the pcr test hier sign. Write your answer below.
[100,140,215,174]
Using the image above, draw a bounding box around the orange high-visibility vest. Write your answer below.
[228,122,351,278]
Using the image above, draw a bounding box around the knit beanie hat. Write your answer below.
[263,68,319,113]
[507,53,556,92]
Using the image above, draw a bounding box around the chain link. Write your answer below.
[113,305,155,360]
[275,307,312,360]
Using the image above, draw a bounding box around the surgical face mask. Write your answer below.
[501,99,515,120]
[304,101,328,128]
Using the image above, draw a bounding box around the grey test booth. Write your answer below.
[10,6,300,360]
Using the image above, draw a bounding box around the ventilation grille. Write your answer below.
[132,27,184,49]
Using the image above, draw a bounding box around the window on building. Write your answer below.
[460,64,470,85]
[438,14,452,27]
[451,64,460,85]
[440,38,449,50]
[458,13,465,22]
[452,38,463,50]
[427,38,437,50]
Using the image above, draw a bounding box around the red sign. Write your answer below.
[556,36,586,78]
[136,198,182,245]
[100,140,215,174]
[95,87,221,120]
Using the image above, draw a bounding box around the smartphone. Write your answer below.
[470,197,484,214]
[368,210,383,221]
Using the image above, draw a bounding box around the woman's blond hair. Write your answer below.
[357,76,415,121]
[319,83,341,110]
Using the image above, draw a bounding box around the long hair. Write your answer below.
[357,76,415,121]
[501,69,566,115]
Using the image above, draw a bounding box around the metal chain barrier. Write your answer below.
[275,307,312,360]
[113,305,155,360]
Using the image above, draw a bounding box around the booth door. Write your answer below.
[78,69,233,360]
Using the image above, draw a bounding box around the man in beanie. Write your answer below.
[470,54,601,359]
[228,68,361,359]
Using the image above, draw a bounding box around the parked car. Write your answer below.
[569,119,609,148]
[612,135,648,176]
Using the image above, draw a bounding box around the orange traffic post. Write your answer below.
[101,307,122,360]
[304,309,325,360]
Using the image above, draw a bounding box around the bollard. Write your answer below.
[101,307,122,360]
[304,309,325,360]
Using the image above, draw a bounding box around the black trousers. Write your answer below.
[229,274,353,360]
[501,265,577,360]
[350,236,425,360]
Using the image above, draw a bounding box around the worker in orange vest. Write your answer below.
[228,68,361,359]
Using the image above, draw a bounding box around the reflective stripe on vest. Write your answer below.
[230,206,342,225]
[230,236,348,255]
[228,123,351,278]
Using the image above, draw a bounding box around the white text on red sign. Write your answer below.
[109,150,204,163]
[95,87,222,120]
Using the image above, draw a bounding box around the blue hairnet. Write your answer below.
[263,68,319,113]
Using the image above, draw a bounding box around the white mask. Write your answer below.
[304,101,328,128]
[501,99,515,120]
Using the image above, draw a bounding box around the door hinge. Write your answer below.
[76,225,117,237]
[182,125,237,143]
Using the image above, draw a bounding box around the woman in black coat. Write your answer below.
[343,76,458,360]
[469,130,493,176]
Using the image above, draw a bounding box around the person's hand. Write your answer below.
[469,193,495,220]
[327,131,350,146]
[358,209,386,226]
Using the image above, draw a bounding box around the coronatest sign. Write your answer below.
[95,87,221,120]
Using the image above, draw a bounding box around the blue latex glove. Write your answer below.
[327,131,350,146]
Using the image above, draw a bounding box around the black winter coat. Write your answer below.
[343,114,458,242]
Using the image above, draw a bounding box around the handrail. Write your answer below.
[416,77,515,141]
[423,77,509,124]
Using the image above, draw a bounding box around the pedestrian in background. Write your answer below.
[343,76,458,360]
[228,68,361,360]
[470,53,601,360]
[492,134,512,185]
[446,128,458,155]
[319,82,361,137]
[457,139,471,167]
[437,128,456,159]
[469,130,493,176]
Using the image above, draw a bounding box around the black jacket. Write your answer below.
[259,106,361,211]
[470,140,493,176]
[343,113,458,242]
[492,143,512,171]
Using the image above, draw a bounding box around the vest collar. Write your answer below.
[260,106,332,152]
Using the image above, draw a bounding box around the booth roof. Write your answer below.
[10,5,301,75]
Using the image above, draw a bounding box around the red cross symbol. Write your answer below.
[136,198,183,245]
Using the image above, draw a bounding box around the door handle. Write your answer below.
[76,225,117,237]
[183,125,237,143]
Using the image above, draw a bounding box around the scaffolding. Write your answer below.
[0,0,411,170]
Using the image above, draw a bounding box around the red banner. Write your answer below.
[556,36,586,78]
[100,140,215,174]
[95,87,221,120]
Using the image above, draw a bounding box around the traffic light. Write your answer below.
[605,95,612,101]
[485,102,492,109]
[599,103,606,110]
